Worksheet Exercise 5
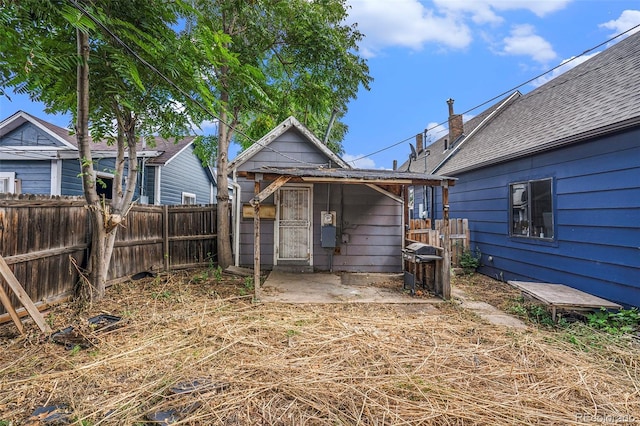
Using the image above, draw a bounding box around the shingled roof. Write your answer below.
[399,93,520,174]
[0,110,195,160]
[433,30,640,175]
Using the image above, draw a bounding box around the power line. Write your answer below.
[349,23,640,165]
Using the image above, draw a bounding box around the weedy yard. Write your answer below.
[0,270,638,425]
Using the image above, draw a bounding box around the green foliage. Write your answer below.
[151,290,172,300]
[244,276,254,291]
[460,247,481,273]
[587,308,640,335]
[194,135,219,168]
[286,329,298,337]
[212,265,223,282]
[187,0,371,153]
[508,299,558,327]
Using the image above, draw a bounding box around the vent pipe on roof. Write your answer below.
[323,108,339,144]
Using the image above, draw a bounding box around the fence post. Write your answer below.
[163,204,169,271]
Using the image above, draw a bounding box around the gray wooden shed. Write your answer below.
[228,117,456,298]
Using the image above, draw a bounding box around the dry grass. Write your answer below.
[1,270,638,425]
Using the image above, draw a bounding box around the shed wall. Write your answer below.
[234,128,403,272]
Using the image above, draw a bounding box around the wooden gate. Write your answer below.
[406,218,470,267]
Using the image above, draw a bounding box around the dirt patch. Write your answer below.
[452,272,522,310]
[0,269,638,425]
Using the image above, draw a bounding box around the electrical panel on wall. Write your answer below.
[321,211,336,227]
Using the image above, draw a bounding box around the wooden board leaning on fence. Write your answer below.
[0,255,51,335]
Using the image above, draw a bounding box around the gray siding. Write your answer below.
[241,129,333,170]
[237,178,275,267]
[0,160,51,194]
[159,145,212,205]
[235,128,403,272]
[0,122,62,147]
[314,184,402,273]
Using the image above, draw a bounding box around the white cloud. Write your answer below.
[346,0,472,57]
[199,120,219,132]
[432,0,503,25]
[530,52,599,87]
[483,0,571,17]
[502,24,556,63]
[424,122,448,142]
[342,153,379,169]
[600,10,640,37]
[346,0,572,58]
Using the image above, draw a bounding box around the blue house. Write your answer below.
[0,111,216,205]
[401,31,640,307]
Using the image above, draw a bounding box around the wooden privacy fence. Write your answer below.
[406,218,470,266]
[0,194,219,320]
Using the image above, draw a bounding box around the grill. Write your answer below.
[402,242,443,295]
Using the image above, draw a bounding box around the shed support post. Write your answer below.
[441,183,451,300]
[253,180,261,301]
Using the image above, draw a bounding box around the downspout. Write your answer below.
[231,169,241,267]
[401,187,406,250]
[139,157,147,203]
[154,166,162,205]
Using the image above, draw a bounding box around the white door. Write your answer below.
[276,186,312,265]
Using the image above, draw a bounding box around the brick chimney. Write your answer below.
[415,133,423,153]
[447,98,463,148]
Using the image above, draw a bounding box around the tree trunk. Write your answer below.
[76,29,107,302]
[76,29,136,303]
[216,106,233,269]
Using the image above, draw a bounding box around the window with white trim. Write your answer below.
[95,172,114,200]
[181,192,196,205]
[0,172,16,194]
[510,179,554,239]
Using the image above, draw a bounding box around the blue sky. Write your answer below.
[2,0,640,170]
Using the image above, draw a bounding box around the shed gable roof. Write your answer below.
[436,30,640,175]
[229,116,350,171]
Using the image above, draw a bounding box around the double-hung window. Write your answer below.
[510,178,554,239]
[0,172,16,194]
[181,192,196,205]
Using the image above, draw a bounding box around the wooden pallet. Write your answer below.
[508,280,622,321]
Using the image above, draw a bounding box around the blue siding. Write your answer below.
[159,145,212,205]
[446,128,640,307]
[0,122,63,147]
[0,159,51,194]
[61,157,140,198]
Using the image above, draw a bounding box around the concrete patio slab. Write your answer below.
[260,271,442,304]
[259,271,527,329]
